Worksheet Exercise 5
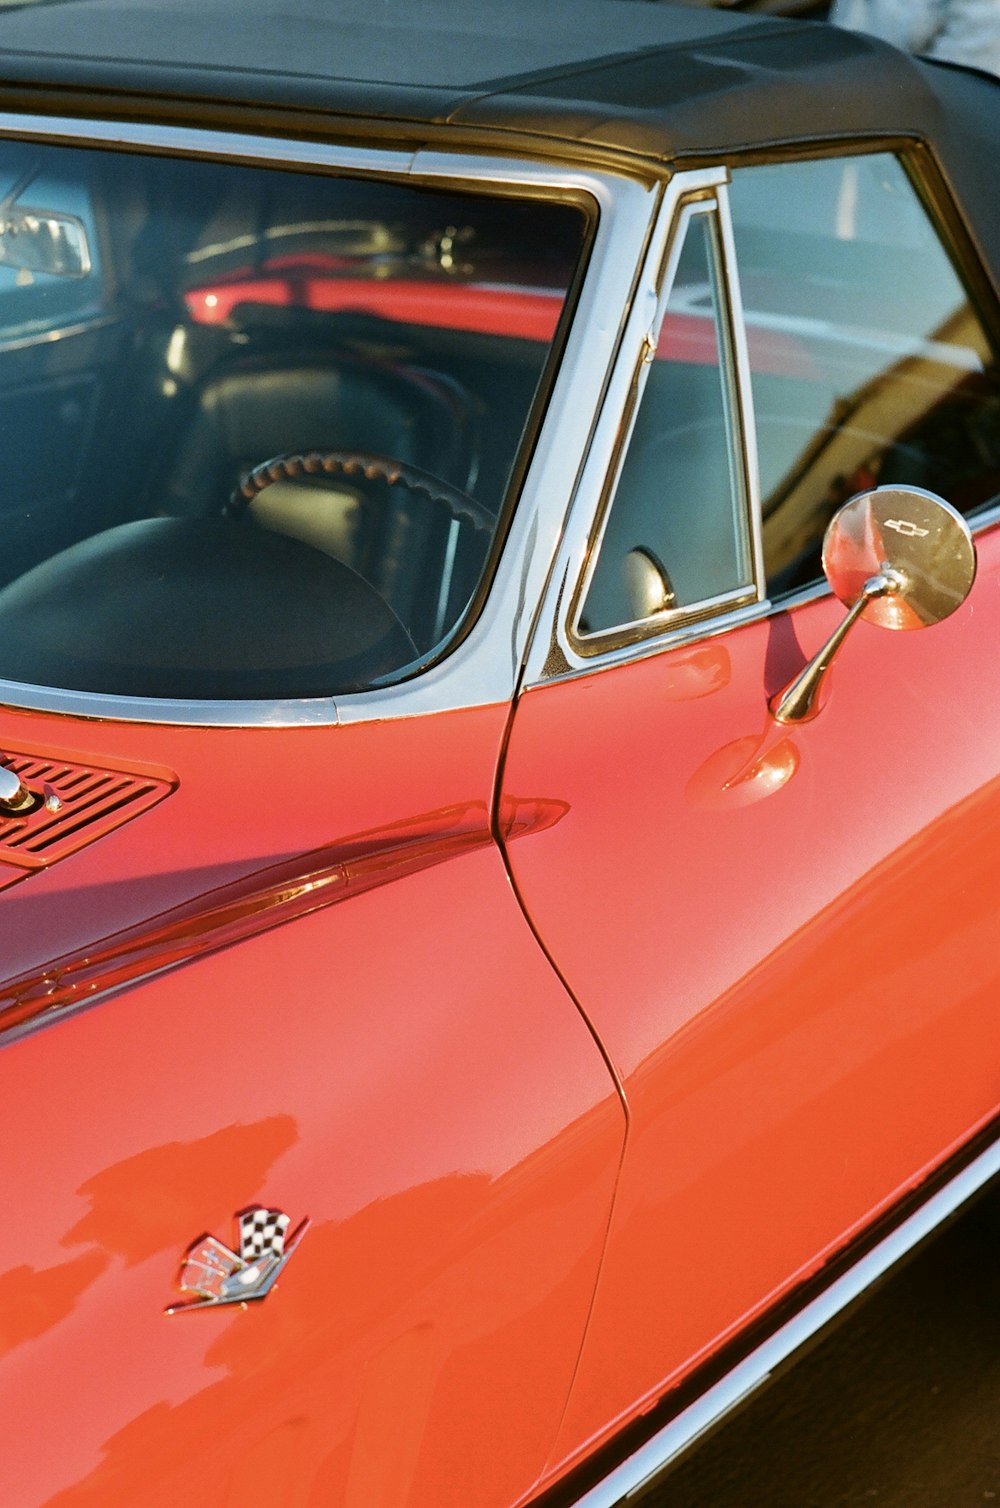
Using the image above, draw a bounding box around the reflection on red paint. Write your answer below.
[658,640,731,701]
[0,1250,108,1359]
[686,724,800,808]
[65,1118,300,1269]
[0,803,493,1038]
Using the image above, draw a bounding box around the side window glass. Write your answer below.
[578,205,754,638]
[728,152,1000,597]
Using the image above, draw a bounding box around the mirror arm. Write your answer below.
[769,567,905,726]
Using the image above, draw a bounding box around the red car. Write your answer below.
[0,3,997,1505]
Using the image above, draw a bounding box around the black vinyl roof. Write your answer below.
[0,0,958,159]
[0,0,769,97]
[0,0,997,263]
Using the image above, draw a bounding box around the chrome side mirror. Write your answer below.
[770,486,976,725]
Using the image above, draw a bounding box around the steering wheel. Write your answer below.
[226,450,496,534]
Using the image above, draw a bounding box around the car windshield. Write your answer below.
[0,141,587,701]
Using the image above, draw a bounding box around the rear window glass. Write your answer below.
[0,141,587,700]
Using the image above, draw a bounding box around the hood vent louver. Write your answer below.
[0,750,174,876]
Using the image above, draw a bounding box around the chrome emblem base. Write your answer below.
[165,1206,309,1314]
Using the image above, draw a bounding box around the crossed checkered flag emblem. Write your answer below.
[166,1205,309,1314]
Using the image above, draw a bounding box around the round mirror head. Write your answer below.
[822,485,976,630]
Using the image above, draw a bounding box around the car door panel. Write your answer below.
[500,522,1000,1468]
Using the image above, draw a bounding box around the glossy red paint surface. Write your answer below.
[0,702,507,988]
[0,701,624,1507]
[500,522,1000,1475]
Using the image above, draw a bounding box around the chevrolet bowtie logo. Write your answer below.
[165,1206,309,1314]
[883,518,930,538]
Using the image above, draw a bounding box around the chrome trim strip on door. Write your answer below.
[0,115,660,727]
[566,1133,1000,1508]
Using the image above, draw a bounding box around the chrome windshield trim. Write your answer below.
[0,113,660,728]
[0,112,415,176]
[567,1132,1000,1508]
[335,154,659,725]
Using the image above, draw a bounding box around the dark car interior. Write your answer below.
[0,145,586,699]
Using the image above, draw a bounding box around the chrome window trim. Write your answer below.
[0,114,660,728]
[716,178,766,594]
[569,190,758,654]
[523,166,773,688]
[536,595,781,687]
[588,584,759,650]
[566,1132,1000,1508]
